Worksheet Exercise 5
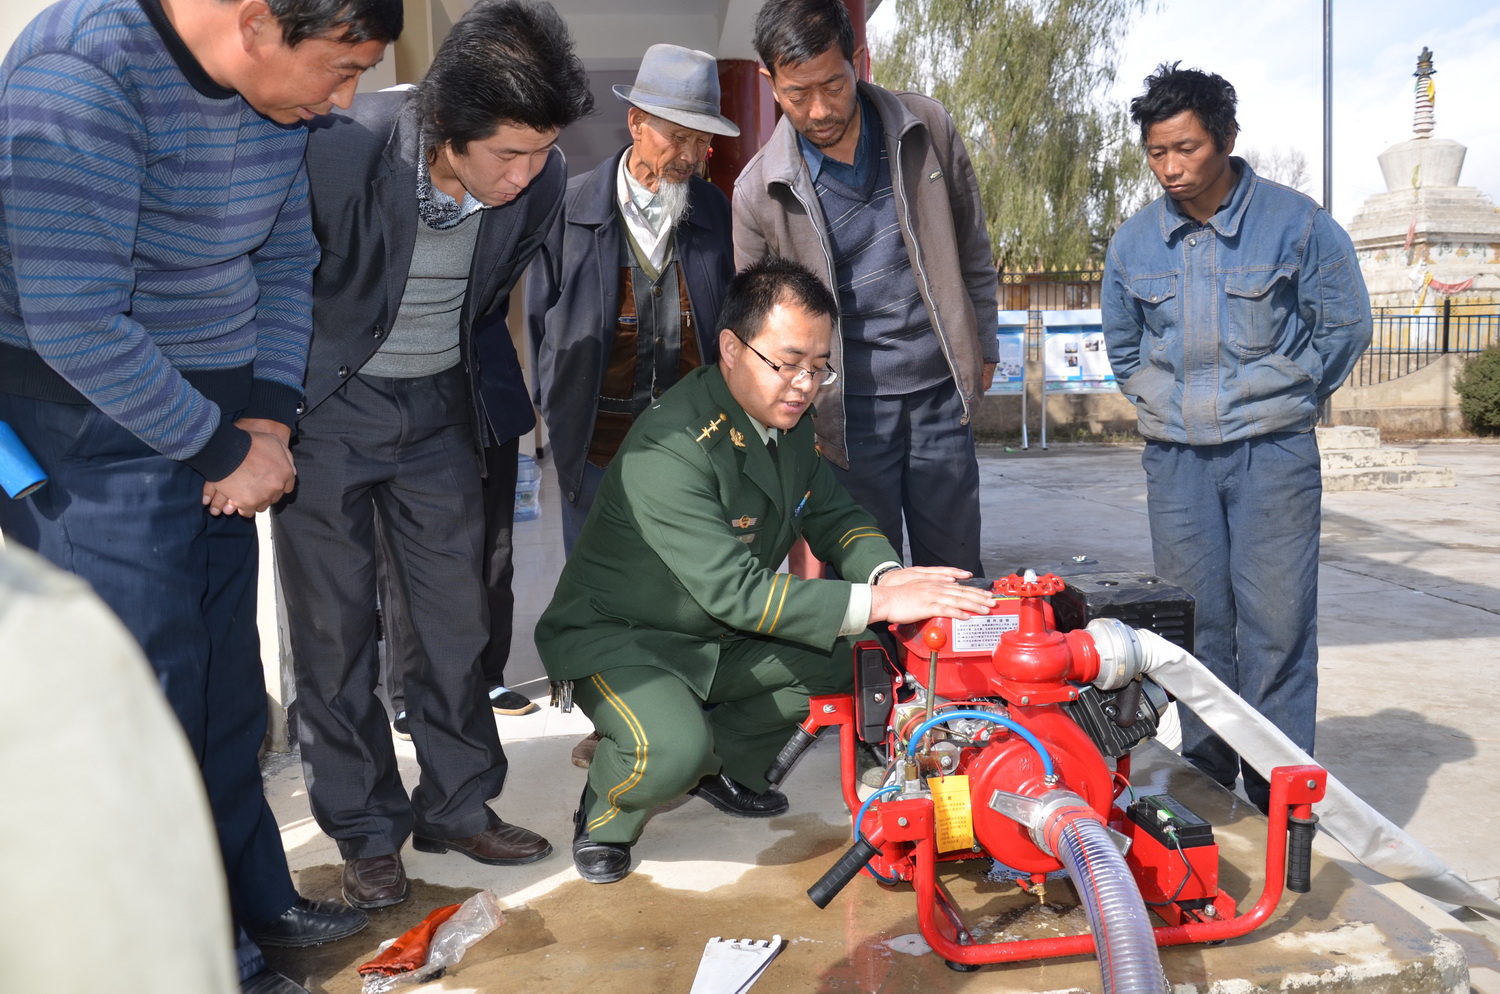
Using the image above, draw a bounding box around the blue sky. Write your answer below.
[870,0,1500,228]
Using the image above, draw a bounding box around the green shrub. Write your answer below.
[1454,344,1500,434]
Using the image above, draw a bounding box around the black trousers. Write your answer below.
[379,435,520,711]
[830,379,982,573]
[272,367,507,858]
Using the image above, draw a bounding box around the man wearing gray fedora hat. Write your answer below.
[527,43,739,557]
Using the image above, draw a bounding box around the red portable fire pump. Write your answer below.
[765,567,1327,991]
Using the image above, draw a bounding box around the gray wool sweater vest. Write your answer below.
[362,211,481,378]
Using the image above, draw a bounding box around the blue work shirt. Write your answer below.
[1102,158,1371,445]
[797,93,879,187]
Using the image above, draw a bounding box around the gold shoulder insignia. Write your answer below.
[729,427,746,448]
[695,412,727,443]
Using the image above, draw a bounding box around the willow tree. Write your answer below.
[873,0,1153,270]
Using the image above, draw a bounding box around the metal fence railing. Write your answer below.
[996,273,1500,387]
[1354,304,1500,387]
[999,269,1104,359]
[998,268,1103,313]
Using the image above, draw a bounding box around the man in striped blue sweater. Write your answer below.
[0,0,400,990]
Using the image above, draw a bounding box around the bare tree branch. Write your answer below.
[1240,145,1312,194]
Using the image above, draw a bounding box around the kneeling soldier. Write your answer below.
[536,258,994,883]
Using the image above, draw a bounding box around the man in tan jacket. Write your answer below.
[734,0,999,575]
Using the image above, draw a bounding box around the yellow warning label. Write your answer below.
[927,775,974,852]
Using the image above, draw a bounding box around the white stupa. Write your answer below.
[1346,48,1500,312]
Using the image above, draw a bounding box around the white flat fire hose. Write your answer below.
[1091,621,1500,917]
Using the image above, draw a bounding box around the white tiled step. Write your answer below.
[1316,425,1455,490]
[1322,466,1456,491]
[1317,425,1382,449]
[1321,447,1419,469]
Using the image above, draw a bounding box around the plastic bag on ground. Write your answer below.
[360,889,505,993]
[357,904,461,979]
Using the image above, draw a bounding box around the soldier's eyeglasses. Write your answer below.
[733,333,838,387]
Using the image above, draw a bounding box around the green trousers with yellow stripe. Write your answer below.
[574,634,859,844]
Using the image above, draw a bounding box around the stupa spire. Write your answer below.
[1413,47,1435,137]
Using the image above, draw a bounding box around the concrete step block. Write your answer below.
[1321,447,1420,470]
[1322,465,1457,491]
[1319,424,1384,449]
[1318,425,1383,449]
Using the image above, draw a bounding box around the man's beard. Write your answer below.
[804,114,848,149]
[656,175,692,231]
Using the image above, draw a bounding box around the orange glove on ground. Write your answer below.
[356,904,462,978]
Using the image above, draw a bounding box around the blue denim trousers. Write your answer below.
[1141,430,1321,809]
[0,394,297,929]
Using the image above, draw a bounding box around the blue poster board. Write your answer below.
[1025,309,1120,449]
[988,310,1028,395]
[1041,309,1114,390]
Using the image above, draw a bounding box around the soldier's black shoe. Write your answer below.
[690,773,789,818]
[572,787,632,884]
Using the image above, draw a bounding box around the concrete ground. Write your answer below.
[263,438,1500,993]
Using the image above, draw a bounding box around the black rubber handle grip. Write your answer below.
[765,725,821,787]
[1286,812,1318,893]
[807,836,882,909]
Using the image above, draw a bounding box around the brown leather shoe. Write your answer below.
[571,730,602,769]
[411,809,552,866]
[342,852,408,910]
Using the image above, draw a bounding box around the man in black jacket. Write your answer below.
[526,44,739,556]
[270,0,591,910]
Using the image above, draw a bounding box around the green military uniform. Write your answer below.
[536,363,899,843]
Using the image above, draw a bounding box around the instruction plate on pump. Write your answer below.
[951,613,1019,653]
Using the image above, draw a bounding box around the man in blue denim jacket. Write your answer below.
[1102,63,1370,811]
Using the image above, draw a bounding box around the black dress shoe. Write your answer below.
[342,852,409,909]
[690,773,789,818]
[242,968,311,994]
[572,786,631,884]
[248,897,368,948]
